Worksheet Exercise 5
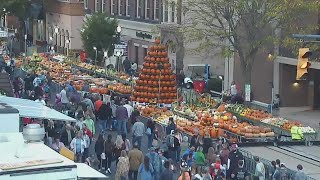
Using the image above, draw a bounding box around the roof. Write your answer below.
[0,133,106,178]
[0,96,75,122]
[0,133,75,173]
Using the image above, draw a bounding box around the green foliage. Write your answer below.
[182,0,319,84]
[80,13,118,65]
[1,0,32,20]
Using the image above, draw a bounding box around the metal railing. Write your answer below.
[240,148,317,180]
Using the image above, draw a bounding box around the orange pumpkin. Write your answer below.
[155,38,161,44]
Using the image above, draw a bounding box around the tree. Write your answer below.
[80,13,118,65]
[182,0,319,85]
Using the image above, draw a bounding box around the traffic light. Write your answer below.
[296,48,312,80]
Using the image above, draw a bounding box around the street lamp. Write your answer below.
[48,36,53,52]
[219,75,224,101]
[116,25,122,43]
[54,26,59,53]
[93,46,97,72]
[24,34,27,56]
[65,39,70,59]
[115,25,122,72]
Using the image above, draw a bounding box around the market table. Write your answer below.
[230,111,318,146]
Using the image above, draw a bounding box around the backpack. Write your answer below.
[166,134,175,148]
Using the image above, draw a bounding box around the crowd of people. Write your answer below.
[4,65,308,180]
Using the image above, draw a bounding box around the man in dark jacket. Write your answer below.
[228,144,244,179]
[160,160,174,180]
[116,102,128,135]
[60,123,75,148]
[24,74,33,93]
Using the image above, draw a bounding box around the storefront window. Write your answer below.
[144,48,147,57]
[36,20,44,40]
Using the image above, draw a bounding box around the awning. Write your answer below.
[0,96,75,122]
[76,163,107,178]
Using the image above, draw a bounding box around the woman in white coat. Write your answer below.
[70,131,87,162]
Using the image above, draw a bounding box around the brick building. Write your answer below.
[45,0,86,52]
[85,0,225,75]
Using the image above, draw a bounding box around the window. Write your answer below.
[145,0,150,19]
[154,0,159,20]
[143,48,148,57]
[137,0,142,18]
[118,0,123,15]
[164,1,168,22]
[111,0,115,15]
[135,46,139,64]
[84,0,88,9]
[125,0,130,16]
[171,2,175,23]
[95,0,99,12]
[101,0,106,13]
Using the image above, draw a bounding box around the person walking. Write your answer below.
[122,134,131,153]
[81,93,95,112]
[104,134,115,174]
[206,147,217,165]
[70,131,86,163]
[24,73,33,95]
[51,136,65,152]
[82,131,91,162]
[294,164,307,180]
[115,150,130,180]
[45,120,57,147]
[146,147,163,180]
[128,143,144,180]
[231,160,249,180]
[138,156,154,180]
[60,123,75,148]
[116,102,129,135]
[160,160,174,180]
[60,86,70,110]
[97,103,112,132]
[227,144,244,179]
[146,119,155,148]
[174,129,182,162]
[254,156,265,180]
[131,119,145,150]
[13,76,23,98]
[84,115,95,136]
[95,134,104,171]
[114,135,125,165]
[166,117,176,135]
[194,146,206,173]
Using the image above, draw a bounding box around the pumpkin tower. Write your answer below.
[131,38,177,104]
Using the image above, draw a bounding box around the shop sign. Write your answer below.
[0,31,8,38]
[136,32,152,40]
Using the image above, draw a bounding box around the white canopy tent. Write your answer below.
[0,96,75,122]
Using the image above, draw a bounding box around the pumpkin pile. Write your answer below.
[138,105,172,118]
[131,38,177,104]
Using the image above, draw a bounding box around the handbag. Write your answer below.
[101,153,106,160]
